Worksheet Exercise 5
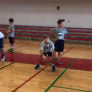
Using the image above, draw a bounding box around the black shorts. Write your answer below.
[0,38,4,48]
[43,52,52,57]
[8,37,14,44]
[54,40,64,52]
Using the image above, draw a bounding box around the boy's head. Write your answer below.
[8,18,14,24]
[44,36,50,43]
[57,19,65,28]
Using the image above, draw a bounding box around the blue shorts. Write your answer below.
[54,40,64,52]
[0,38,4,48]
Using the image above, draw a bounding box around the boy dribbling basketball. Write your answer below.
[35,36,56,72]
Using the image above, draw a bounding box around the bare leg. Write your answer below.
[58,52,62,64]
[49,56,56,72]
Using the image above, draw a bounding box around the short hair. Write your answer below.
[57,19,65,25]
[9,18,14,22]
[44,36,49,39]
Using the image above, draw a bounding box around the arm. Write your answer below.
[51,41,55,51]
[40,43,46,59]
[63,28,68,34]
[40,41,45,56]
[50,41,55,57]
[64,28,68,39]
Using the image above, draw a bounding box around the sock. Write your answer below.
[11,44,14,49]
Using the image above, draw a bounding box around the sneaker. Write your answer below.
[7,48,11,52]
[35,64,40,70]
[10,49,15,53]
[1,56,5,62]
[8,48,15,53]
[52,65,56,72]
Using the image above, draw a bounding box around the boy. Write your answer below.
[7,18,15,53]
[52,19,67,64]
[35,36,56,72]
[0,32,5,61]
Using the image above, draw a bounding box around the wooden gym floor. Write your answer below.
[0,39,92,92]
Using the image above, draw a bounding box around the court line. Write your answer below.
[12,47,73,92]
[0,52,15,70]
[62,47,73,56]
[0,43,30,70]
[12,66,47,92]
[0,62,14,70]
[45,58,77,92]
[1,43,72,71]
[14,44,31,50]
[53,85,92,92]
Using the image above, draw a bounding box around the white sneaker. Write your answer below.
[1,56,5,62]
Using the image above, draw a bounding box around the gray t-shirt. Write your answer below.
[40,40,54,53]
[8,23,15,37]
[52,27,67,40]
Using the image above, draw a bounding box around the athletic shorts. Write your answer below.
[8,37,14,44]
[54,40,64,52]
[43,52,52,57]
[0,38,4,48]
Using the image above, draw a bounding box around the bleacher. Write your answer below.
[0,24,92,45]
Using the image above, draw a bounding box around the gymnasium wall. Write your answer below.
[0,0,92,28]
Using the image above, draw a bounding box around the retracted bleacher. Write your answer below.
[0,24,92,45]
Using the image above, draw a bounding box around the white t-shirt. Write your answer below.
[0,32,4,38]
